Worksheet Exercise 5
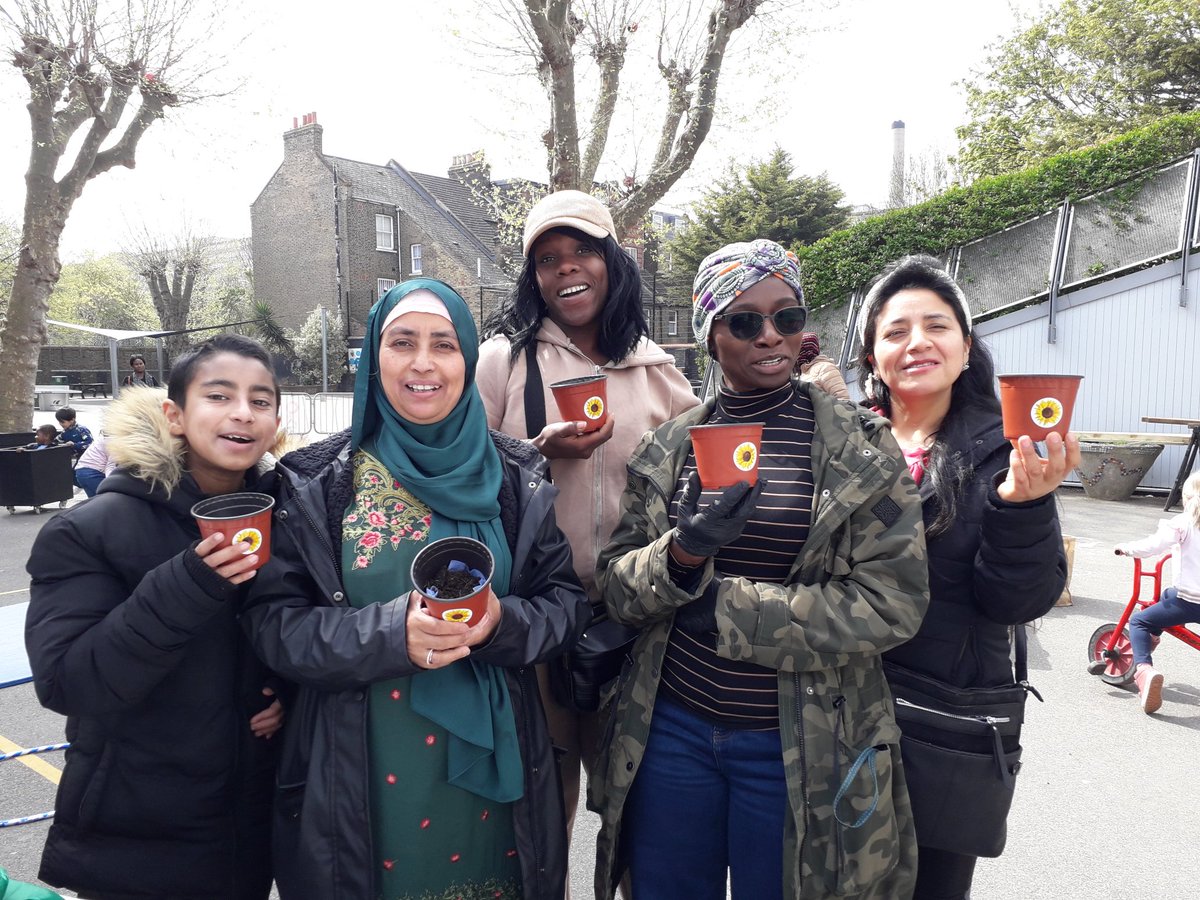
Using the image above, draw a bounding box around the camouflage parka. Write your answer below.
[590,382,929,899]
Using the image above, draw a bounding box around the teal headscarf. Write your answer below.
[350,278,521,801]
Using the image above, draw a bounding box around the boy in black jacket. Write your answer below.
[25,335,284,900]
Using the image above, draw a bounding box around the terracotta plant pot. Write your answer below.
[688,422,764,489]
[191,492,275,570]
[997,374,1083,440]
[1075,441,1164,502]
[549,374,608,433]
[410,536,494,627]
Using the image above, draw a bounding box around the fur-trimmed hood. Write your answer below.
[102,385,276,497]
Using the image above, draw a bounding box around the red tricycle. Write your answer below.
[1086,552,1200,685]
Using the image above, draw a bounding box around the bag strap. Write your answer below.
[523,340,546,440]
[1014,623,1043,702]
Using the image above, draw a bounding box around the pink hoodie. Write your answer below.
[477,320,699,598]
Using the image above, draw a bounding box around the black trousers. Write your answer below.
[913,845,978,900]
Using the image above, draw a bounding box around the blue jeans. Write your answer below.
[74,466,105,498]
[1130,587,1200,665]
[621,697,787,900]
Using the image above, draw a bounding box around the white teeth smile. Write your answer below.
[221,434,253,444]
[408,385,439,393]
[558,285,588,297]
[755,357,785,366]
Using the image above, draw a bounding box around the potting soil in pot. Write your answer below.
[423,560,486,599]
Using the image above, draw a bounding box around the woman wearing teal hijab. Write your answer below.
[246,279,589,900]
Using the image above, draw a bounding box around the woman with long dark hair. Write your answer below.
[855,254,1080,899]
[477,190,699,874]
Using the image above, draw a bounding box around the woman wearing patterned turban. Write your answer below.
[590,239,929,899]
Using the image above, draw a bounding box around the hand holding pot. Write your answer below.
[997,431,1081,503]
[533,417,615,460]
[194,532,262,585]
[672,472,766,561]
[406,593,473,669]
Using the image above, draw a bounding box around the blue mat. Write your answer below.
[0,602,32,688]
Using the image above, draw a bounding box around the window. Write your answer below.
[377,278,396,297]
[664,251,673,273]
[623,246,638,263]
[376,215,395,251]
[667,310,678,336]
[411,243,423,274]
[652,212,664,228]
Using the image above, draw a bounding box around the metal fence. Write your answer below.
[835,148,1200,366]
[281,392,353,439]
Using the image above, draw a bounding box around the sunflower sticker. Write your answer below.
[584,396,605,421]
[232,527,263,554]
[1030,397,1064,429]
[733,442,758,472]
[441,608,474,624]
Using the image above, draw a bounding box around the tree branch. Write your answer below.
[613,0,761,235]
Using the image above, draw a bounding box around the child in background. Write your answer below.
[23,425,58,450]
[794,332,850,400]
[53,407,92,457]
[1115,471,1200,714]
[25,334,285,899]
[73,434,116,498]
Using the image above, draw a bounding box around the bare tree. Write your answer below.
[125,223,212,360]
[485,0,802,238]
[0,0,235,430]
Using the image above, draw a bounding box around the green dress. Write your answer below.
[342,449,522,900]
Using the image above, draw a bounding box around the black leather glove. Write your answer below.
[674,577,720,636]
[673,471,766,559]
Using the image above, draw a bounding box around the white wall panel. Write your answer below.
[982,265,1199,490]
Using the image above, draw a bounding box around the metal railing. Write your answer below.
[280,392,353,439]
[831,147,1200,362]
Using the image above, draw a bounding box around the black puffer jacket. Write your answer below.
[244,429,589,900]
[24,388,278,899]
[883,404,1067,688]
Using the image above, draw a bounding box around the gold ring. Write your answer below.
[426,648,435,666]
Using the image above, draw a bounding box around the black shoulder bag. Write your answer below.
[523,341,639,713]
[883,623,1042,858]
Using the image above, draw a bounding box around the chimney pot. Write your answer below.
[293,116,298,129]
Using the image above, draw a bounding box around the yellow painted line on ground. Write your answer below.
[0,588,30,597]
[0,734,62,785]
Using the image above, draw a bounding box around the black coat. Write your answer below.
[883,405,1067,688]
[244,430,589,900]
[25,468,278,899]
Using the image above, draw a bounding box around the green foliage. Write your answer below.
[47,255,157,342]
[798,110,1200,309]
[957,0,1200,179]
[248,299,295,357]
[288,306,347,385]
[670,148,850,273]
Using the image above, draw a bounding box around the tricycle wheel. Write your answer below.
[1087,623,1137,686]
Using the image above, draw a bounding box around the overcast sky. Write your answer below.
[0,0,1044,259]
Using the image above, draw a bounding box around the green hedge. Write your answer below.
[796,110,1200,309]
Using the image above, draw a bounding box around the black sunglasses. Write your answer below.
[712,305,807,341]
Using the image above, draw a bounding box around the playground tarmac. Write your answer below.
[0,404,1195,897]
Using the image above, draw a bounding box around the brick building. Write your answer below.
[251,115,509,337]
[252,116,695,374]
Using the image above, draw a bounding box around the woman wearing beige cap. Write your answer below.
[478,190,699,884]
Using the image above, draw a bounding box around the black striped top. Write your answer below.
[660,381,815,728]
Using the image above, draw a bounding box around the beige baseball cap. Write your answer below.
[522,190,615,257]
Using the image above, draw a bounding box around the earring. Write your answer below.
[962,361,970,371]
